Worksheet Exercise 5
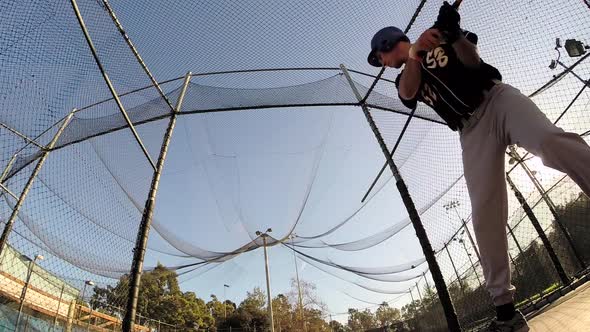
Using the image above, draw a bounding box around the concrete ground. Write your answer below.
[528,280,590,332]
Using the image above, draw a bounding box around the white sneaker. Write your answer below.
[479,310,530,332]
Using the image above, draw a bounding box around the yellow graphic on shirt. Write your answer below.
[426,47,449,69]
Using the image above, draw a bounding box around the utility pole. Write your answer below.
[290,234,306,332]
[256,229,275,332]
[223,284,230,319]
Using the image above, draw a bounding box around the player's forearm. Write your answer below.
[452,36,480,68]
[399,58,422,100]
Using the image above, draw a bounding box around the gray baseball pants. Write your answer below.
[459,82,590,306]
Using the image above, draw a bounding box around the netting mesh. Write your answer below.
[1,0,589,331]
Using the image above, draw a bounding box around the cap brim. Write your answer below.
[367,49,382,67]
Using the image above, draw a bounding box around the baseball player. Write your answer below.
[367,2,590,331]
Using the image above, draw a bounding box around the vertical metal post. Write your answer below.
[445,244,466,296]
[422,272,431,292]
[66,300,75,332]
[339,64,461,331]
[53,284,66,330]
[415,282,427,313]
[123,72,191,332]
[507,226,527,284]
[223,285,228,319]
[86,307,92,331]
[506,173,570,284]
[262,235,275,332]
[510,146,585,268]
[0,111,75,256]
[508,253,520,278]
[459,239,482,287]
[291,236,306,332]
[507,224,525,258]
[16,260,35,330]
[409,288,418,326]
[453,211,481,262]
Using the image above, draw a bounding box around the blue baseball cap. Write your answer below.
[367,26,409,67]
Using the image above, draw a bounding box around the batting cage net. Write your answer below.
[0,0,589,331]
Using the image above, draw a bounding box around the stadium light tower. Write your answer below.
[256,228,275,332]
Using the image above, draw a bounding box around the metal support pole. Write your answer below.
[508,253,519,277]
[79,283,88,321]
[422,272,431,292]
[122,72,191,332]
[69,0,156,170]
[224,285,228,319]
[0,183,18,200]
[66,301,75,332]
[291,236,306,332]
[556,60,590,88]
[340,64,461,331]
[415,282,427,313]
[0,153,18,183]
[507,224,525,258]
[361,107,417,203]
[455,216,481,263]
[0,111,75,256]
[445,244,466,297]
[86,307,92,331]
[506,173,571,284]
[16,260,35,330]
[53,284,66,330]
[0,122,44,149]
[261,235,275,332]
[509,146,585,268]
[460,239,482,287]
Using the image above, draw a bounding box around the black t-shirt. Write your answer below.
[395,43,501,131]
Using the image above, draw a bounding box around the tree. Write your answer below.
[236,287,269,331]
[375,302,401,327]
[272,294,293,332]
[554,192,590,268]
[329,320,350,332]
[207,294,237,329]
[287,278,329,331]
[347,308,377,332]
[90,264,213,330]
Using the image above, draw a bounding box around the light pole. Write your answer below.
[223,284,230,319]
[15,254,44,330]
[290,234,306,332]
[78,280,94,321]
[256,228,275,332]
